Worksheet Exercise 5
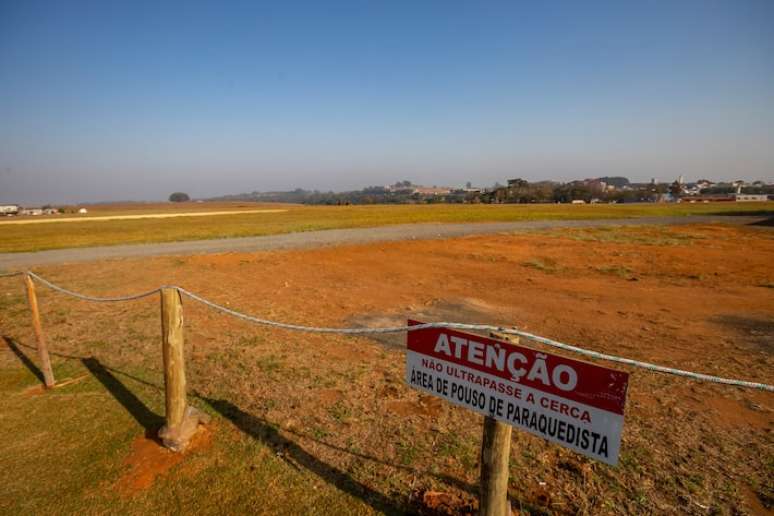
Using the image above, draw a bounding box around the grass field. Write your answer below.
[0,201,771,253]
[0,223,772,514]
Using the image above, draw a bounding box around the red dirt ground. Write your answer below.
[4,222,773,513]
[116,425,213,495]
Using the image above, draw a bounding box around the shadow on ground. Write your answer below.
[2,335,44,383]
[711,315,774,353]
[200,398,508,514]
[705,210,774,219]
[9,338,164,391]
[82,357,164,438]
[5,337,490,513]
[279,423,479,496]
[749,215,774,227]
[1,340,428,512]
[700,210,774,227]
[202,396,408,514]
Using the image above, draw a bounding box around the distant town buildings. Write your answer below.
[412,186,452,196]
[19,207,58,215]
[206,176,774,205]
[735,194,769,202]
[696,179,714,189]
[479,176,773,205]
[0,205,89,216]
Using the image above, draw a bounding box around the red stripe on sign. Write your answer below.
[407,320,629,415]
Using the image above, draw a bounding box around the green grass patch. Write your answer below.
[595,265,635,279]
[328,401,353,424]
[397,441,420,466]
[521,257,560,273]
[256,354,284,375]
[551,226,706,246]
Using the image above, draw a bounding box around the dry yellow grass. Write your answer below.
[0,209,288,225]
[0,223,772,513]
[0,201,770,253]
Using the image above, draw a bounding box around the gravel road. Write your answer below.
[0,215,766,270]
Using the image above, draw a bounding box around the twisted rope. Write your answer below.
[178,288,774,392]
[26,271,162,302]
[9,271,771,391]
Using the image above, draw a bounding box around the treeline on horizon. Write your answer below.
[207,178,774,206]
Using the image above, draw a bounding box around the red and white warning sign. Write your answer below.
[405,321,629,465]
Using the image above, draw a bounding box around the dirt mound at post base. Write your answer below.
[115,425,213,495]
[415,490,479,515]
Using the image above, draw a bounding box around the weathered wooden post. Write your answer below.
[24,274,56,388]
[480,416,512,516]
[479,331,520,516]
[158,287,209,451]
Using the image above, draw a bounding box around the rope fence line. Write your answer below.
[26,272,164,302]
[5,270,773,392]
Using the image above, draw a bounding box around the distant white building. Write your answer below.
[21,208,43,216]
[78,208,88,214]
[735,194,769,202]
[696,179,714,189]
[0,204,20,215]
[682,184,701,196]
[412,187,452,195]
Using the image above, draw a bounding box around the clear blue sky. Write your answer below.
[1,0,772,204]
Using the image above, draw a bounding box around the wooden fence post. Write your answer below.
[479,331,519,516]
[479,416,512,516]
[158,287,209,452]
[24,274,55,388]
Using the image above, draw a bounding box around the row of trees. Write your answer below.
[481,179,663,204]
[169,192,190,202]
[205,179,772,206]
[700,184,774,195]
[209,181,655,205]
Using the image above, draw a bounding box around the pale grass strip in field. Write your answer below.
[0,209,288,225]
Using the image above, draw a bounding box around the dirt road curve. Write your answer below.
[0,215,767,270]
